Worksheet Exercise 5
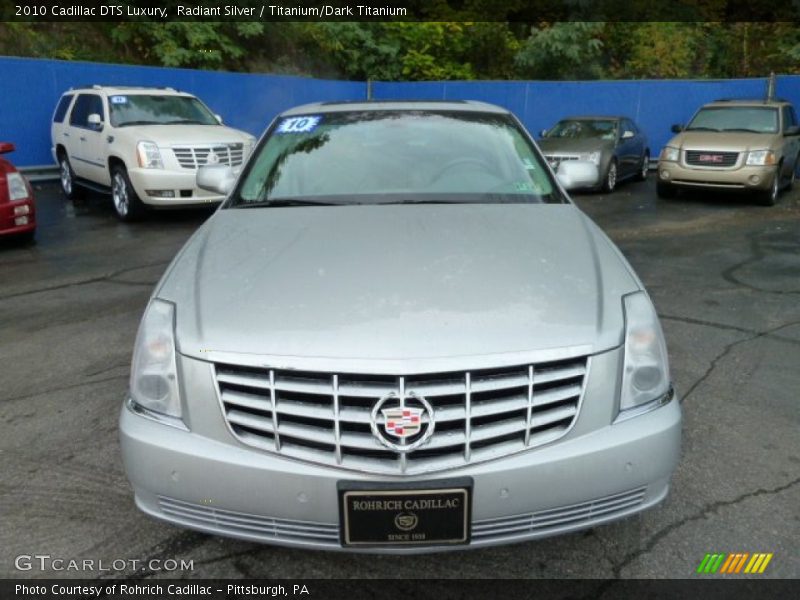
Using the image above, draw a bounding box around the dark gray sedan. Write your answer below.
[538,116,650,192]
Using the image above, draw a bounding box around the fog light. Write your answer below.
[660,170,670,179]
[13,204,30,216]
[14,216,29,226]
[748,175,761,185]
[146,190,175,198]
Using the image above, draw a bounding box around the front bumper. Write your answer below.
[126,168,225,207]
[120,370,681,553]
[657,160,776,191]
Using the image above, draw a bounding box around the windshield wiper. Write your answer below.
[380,199,468,205]
[236,198,340,208]
[722,128,763,133]
[116,120,160,127]
[165,119,212,125]
[685,126,720,132]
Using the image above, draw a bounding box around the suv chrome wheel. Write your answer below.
[58,155,83,200]
[112,172,130,217]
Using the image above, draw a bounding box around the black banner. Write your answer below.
[2,0,800,23]
[3,579,800,600]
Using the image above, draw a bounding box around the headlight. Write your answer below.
[129,299,183,425]
[660,146,680,162]
[619,292,671,418]
[579,151,602,165]
[136,141,164,169]
[745,150,776,166]
[6,172,30,201]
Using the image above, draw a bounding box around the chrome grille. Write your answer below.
[684,150,739,167]
[172,143,244,169]
[214,357,588,475]
[472,487,647,541]
[158,497,339,545]
[545,154,579,169]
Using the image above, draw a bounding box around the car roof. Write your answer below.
[704,99,791,108]
[558,116,626,121]
[66,85,189,96]
[280,100,510,116]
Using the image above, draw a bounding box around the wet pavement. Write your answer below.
[1,178,798,580]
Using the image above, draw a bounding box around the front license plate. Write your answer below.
[338,478,472,547]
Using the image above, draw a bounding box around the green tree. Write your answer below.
[514,22,606,80]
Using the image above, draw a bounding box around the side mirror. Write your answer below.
[87,113,103,131]
[539,129,548,138]
[621,130,635,139]
[671,124,683,133]
[0,142,15,154]
[556,160,599,191]
[785,125,800,136]
[215,114,223,124]
[197,164,236,196]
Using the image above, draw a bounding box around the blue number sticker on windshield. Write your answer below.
[110,96,127,104]
[276,116,321,134]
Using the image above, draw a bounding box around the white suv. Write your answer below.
[51,85,256,220]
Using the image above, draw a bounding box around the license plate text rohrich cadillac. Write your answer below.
[352,497,461,511]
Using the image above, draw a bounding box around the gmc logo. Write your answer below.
[698,154,724,163]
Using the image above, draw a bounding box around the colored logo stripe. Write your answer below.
[697,552,773,574]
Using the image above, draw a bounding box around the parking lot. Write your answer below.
[1,178,798,580]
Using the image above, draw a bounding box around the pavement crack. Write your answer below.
[0,374,128,405]
[606,476,800,581]
[0,260,169,301]
[721,231,800,295]
[680,319,800,404]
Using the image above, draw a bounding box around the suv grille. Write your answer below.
[214,357,588,475]
[172,144,244,169]
[685,150,739,167]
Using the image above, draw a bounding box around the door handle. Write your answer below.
[79,136,86,142]
[63,132,69,137]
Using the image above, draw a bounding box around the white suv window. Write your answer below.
[69,94,104,128]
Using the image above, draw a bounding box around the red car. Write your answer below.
[0,142,36,242]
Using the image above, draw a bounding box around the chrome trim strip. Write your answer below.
[524,365,534,446]
[269,369,280,451]
[333,374,342,465]
[126,397,188,431]
[464,371,472,462]
[614,386,675,423]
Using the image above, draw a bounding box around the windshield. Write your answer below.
[232,110,562,207]
[545,119,618,140]
[108,94,218,127]
[686,107,779,133]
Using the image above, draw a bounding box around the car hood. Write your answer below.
[670,131,780,152]
[157,204,638,368]
[538,138,613,154]
[116,124,251,146]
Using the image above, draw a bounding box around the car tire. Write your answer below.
[602,159,618,193]
[787,157,798,191]
[656,181,677,199]
[635,152,650,181]
[58,153,84,201]
[111,165,146,221]
[756,171,780,206]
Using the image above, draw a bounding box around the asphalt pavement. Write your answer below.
[1,177,798,581]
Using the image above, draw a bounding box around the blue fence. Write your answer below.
[0,57,366,167]
[373,77,800,156]
[1,56,799,168]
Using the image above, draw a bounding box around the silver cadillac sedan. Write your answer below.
[120,101,681,552]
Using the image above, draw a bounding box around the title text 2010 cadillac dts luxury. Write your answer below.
[119,101,681,552]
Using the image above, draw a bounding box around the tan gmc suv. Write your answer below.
[51,86,256,220]
[657,99,800,205]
